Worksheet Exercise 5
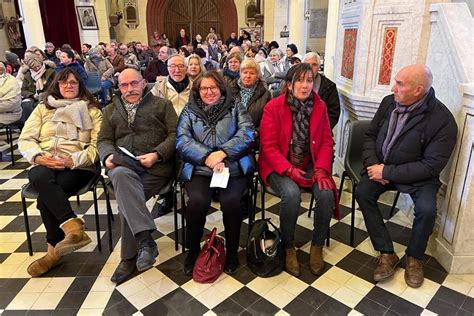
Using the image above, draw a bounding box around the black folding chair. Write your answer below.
[338,120,400,246]
[22,162,114,256]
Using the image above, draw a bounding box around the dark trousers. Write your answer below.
[355,174,439,260]
[267,172,334,248]
[184,175,248,257]
[28,166,95,246]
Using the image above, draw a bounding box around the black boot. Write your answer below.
[183,250,199,276]
[224,253,239,275]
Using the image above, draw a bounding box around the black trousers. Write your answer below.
[184,175,248,258]
[28,166,95,246]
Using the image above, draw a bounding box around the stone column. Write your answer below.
[288,0,308,53]
[434,83,474,273]
[18,0,45,48]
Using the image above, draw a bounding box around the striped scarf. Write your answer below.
[287,92,313,167]
[237,78,257,109]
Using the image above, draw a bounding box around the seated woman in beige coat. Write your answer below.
[0,62,22,125]
[18,68,103,277]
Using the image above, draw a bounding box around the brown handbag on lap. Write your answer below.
[192,227,226,283]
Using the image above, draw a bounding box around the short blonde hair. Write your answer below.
[240,58,262,79]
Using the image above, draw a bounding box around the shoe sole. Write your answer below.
[310,266,324,276]
[285,268,301,277]
[405,275,423,288]
[111,268,137,284]
[55,238,92,257]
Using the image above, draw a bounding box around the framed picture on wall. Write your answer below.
[76,6,98,30]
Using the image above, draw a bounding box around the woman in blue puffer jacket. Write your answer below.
[176,70,255,276]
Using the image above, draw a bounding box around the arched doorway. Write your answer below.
[146,0,237,45]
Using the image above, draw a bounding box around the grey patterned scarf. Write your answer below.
[237,78,257,109]
[382,94,428,159]
[121,95,140,128]
[287,92,313,167]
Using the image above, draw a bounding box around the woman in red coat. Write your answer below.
[258,63,339,277]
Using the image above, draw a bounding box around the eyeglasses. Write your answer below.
[118,80,143,90]
[168,64,186,70]
[59,80,79,87]
[199,86,219,93]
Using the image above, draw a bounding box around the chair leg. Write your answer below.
[7,127,14,166]
[92,184,102,252]
[77,195,80,206]
[252,176,258,224]
[390,191,401,217]
[260,179,266,219]
[350,182,356,247]
[22,196,33,256]
[173,183,179,251]
[326,228,330,247]
[180,186,186,254]
[100,177,113,252]
[308,195,315,218]
[338,171,347,201]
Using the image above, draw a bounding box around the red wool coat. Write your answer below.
[258,92,334,184]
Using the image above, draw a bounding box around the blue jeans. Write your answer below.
[100,80,113,105]
[267,172,334,248]
[355,174,439,260]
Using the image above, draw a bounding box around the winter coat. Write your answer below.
[21,66,56,100]
[0,73,22,124]
[258,92,333,184]
[18,101,102,172]
[318,75,340,129]
[228,79,270,131]
[151,76,192,117]
[84,58,114,81]
[98,89,178,178]
[362,87,458,192]
[176,91,255,182]
[143,59,168,82]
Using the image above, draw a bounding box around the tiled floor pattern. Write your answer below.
[0,133,473,315]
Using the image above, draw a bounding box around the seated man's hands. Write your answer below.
[105,154,116,169]
[205,150,227,169]
[286,166,312,188]
[137,152,159,168]
[367,164,389,185]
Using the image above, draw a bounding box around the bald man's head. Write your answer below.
[118,68,146,104]
[392,64,433,105]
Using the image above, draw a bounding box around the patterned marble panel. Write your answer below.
[341,28,358,80]
[378,27,398,85]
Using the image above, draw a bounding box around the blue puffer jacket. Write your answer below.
[176,91,255,182]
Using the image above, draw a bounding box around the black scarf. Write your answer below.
[287,92,313,167]
[223,67,240,80]
[168,75,190,93]
[196,96,225,125]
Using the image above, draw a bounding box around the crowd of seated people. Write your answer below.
[0,30,457,291]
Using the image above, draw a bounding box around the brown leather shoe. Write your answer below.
[27,244,61,277]
[285,247,301,277]
[309,245,324,276]
[55,218,92,256]
[405,256,424,288]
[373,253,399,282]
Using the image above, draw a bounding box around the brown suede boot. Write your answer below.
[285,247,301,277]
[27,244,61,277]
[405,256,424,288]
[54,218,92,256]
[309,245,325,276]
[373,253,400,282]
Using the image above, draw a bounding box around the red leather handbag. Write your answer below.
[192,227,226,283]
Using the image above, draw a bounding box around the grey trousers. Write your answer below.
[108,166,170,260]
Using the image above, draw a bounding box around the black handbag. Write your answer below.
[246,219,284,277]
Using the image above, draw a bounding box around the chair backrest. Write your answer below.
[85,72,101,95]
[344,120,372,183]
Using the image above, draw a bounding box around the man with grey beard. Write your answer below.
[98,68,178,284]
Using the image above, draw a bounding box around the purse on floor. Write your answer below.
[192,227,226,283]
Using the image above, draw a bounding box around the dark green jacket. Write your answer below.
[98,90,178,177]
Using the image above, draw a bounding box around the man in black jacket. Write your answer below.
[303,52,340,129]
[355,64,457,288]
[98,69,178,283]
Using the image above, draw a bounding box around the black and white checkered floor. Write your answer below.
[0,134,473,315]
